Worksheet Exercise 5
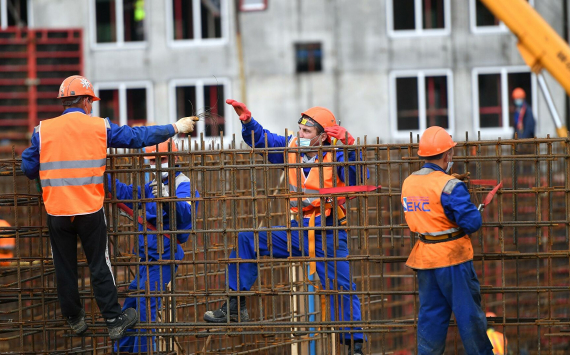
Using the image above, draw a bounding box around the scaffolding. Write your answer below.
[1,134,569,354]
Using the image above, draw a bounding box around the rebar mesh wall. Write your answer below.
[1,136,569,354]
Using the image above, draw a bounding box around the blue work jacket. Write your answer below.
[21,108,175,179]
[110,171,199,261]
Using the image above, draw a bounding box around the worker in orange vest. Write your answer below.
[20,75,196,340]
[486,312,508,355]
[0,218,14,267]
[203,99,368,355]
[401,126,493,355]
[512,87,535,139]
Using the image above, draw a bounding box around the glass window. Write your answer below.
[396,77,419,131]
[171,0,224,41]
[172,79,230,139]
[94,82,152,126]
[94,0,145,45]
[472,0,533,32]
[392,70,453,137]
[98,89,120,122]
[389,0,448,35]
[295,43,322,73]
[474,68,533,131]
[1,0,28,28]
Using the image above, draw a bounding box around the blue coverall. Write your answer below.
[414,163,492,355]
[229,118,367,343]
[111,172,198,353]
[513,101,535,139]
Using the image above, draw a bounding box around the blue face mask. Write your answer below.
[514,99,524,107]
[298,134,322,147]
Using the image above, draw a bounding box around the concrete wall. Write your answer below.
[28,0,568,143]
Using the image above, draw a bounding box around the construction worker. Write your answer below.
[110,140,199,353]
[486,312,508,355]
[203,99,367,355]
[401,126,493,355]
[0,218,14,267]
[512,87,535,139]
[20,75,196,340]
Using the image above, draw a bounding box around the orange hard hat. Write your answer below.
[144,140,178,159]
[512,87,526,100]
[0,237,15,249]
[418,126,457,157]
[486,312,497,318]
[57,75,101,101]
[300,107,338,131]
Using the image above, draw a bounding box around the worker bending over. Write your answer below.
[203,99,367,355]
[110,140,199,353]
[21,75,196,341]
[401,126,493,355]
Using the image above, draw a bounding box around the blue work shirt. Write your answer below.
[109,171,199,261]
[21,108,176,180]
[513,101,536,139]
[242,118,368,186]
[423,163,482,235]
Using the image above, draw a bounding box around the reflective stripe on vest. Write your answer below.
[287,137,345,217]
[402,168,473,269]
[487,329,506,355]
[39,112,108,216]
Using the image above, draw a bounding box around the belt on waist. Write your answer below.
[419,230,466,244]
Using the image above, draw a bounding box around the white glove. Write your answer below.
[150,180,169,197]
[174,117,196,134]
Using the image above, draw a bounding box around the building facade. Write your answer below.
[2,0,569,144]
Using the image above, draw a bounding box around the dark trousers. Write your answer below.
[47,208,122,319]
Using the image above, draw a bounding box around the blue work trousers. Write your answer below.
[228,218,363,342]
[115,264,176,353]
[416,261,493,355]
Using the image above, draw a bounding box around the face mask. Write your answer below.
[150,162,169,179]
[298,134,322,147]
[445,161,454,174]
[514,99,524,107]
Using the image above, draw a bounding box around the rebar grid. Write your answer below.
[0,135,569,354]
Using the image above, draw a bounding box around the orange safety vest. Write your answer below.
[0,219,14,266]
[288,137,346,218]
[402,168,473,269]
[39,112,109,216]
[487,328,507,355]
[288,137,346,274]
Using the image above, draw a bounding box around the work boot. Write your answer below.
[347,341,364,355]
[106,308,138,340]
[66,309,88,335]
[203,296,250,323]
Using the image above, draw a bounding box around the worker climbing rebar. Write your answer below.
[110,139,199,353]
[203,99,368,355]
[19,75,196,341]
[401,126,493,355]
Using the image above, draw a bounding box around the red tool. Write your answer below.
[478,182,503,212]
[318,185,381,195]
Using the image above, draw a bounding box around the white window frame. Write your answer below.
[471,66,537,138]
[240,0,267,12]
[1,0,32,29]
[168,77,232,143]
[166,0,229,48]
[389,69,455,140]
[386,0,451,38]
[93,81,155,126]
[89,0,147,50]
[469,0,534,34]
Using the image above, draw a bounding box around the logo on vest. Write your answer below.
[403,196,430,212]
